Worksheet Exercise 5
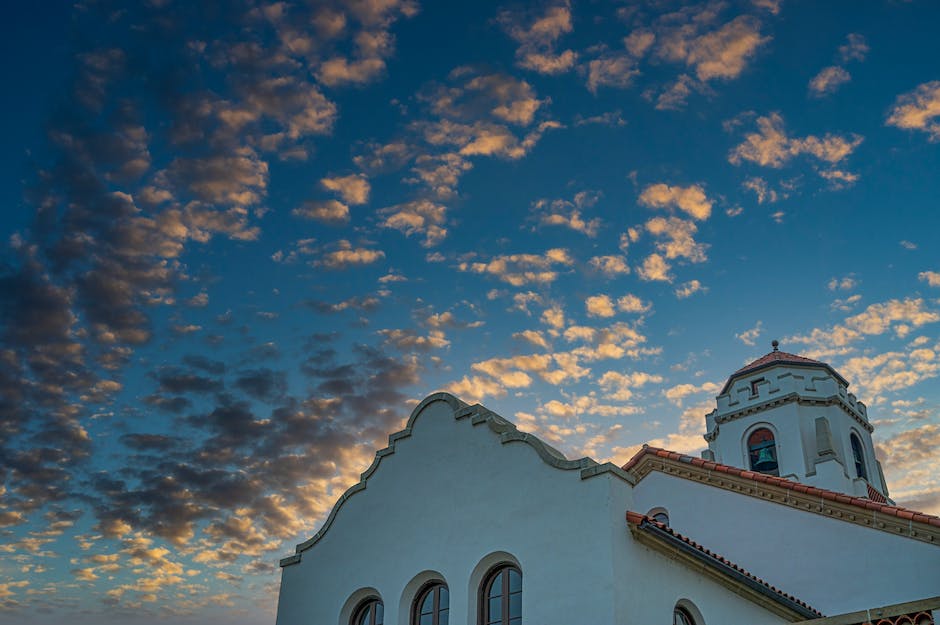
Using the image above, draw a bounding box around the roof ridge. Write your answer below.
[626,510,823,618]
[623,445,940,528]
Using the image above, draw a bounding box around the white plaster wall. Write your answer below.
[616,538,792,625]
[276,397,627,625]
[633,470,940,615]
[276,397,798,625]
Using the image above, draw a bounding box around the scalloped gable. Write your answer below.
[280,392,635,567]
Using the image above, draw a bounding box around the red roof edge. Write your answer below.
[626,510,824,618]
[622,445,940,529]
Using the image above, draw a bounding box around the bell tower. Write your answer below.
[702,341,891,502]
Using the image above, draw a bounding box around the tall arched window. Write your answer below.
[674,606,696,625]
[850,433,868,480]
[353,598,384,625]
[747,428,779,476]
[480,565,521,625]
[414,582,449,625]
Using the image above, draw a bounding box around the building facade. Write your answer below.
[275,347,940,625]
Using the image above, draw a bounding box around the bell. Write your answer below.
[753,447,777,471]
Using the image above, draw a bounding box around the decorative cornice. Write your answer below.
[791,595,940,625]
[715,392,874,433]
[279,392,634,568]
[626,452,940,546]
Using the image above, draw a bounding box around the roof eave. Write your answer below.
[719,360,849,395]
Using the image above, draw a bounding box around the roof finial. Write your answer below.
[771,339,779,352]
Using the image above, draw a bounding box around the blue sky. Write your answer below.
[2,1,940,623]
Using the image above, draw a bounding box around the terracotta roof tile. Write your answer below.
[626,510,824,618]
[732,350,826,375]
[720,347,848,394]
[622,445,940,529]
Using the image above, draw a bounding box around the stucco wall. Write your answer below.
[276,397,625,625]
[632,470,940,615]
[275,396,796,625]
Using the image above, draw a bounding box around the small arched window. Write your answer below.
[850,433,868,480]
[647,507,670,527]
[414,582,449,625]
[481,565,521,625]
[674,606,696,625]
[747,428,779,476]
[353,598,384,625]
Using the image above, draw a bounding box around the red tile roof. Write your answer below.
[622,445,940,529]
[865,612,935,625]
[732,349,827,375]
[720,347,848,394]
[626,510,824,618]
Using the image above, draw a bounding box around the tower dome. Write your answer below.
[703,342,890,502]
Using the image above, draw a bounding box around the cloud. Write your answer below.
[840,347,940,403]
[887,81,940,141]
[541,305,566,329]
[314,240,386,269]
[742,176,782,203]
[788,298,940,353]
[664,381,720,406]
[458,248,574,286]
[638,183,712,220]
[574,110,626,127]
[513,329,550,349]
[839,33,869,62]
[379,199,448,247]
[471,352,590,389]
[446,375,507,404]
[736,321,763,346]
[919,271,940,287]
[729,112,863,169]
[532,191,602,237]
[586,54,639,93]
[292,199,350,224]
[658,14,770,81]
[645,216,709,263]
[378,328,450,351]
[655,74,698,110]
[637,253,673,282]
[809,66,850,97]
[422,70,546,127]
[586,295,617,318]
[598,370,663,401]
[675,279,707,299]
[828,276,858,291]
[625,29,656,57]
[321,174,370,205]
[498,3,576,75]
[589,255,630,276]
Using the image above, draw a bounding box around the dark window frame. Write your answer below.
[747,427,779,476]
[352,597,384,625]
[850,432,868,480]
[674,606,696,625]
[413,581,449,625]
[479,564,521,625]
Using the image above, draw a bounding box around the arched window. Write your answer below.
[647,507,669,527]
[414,582,449,625]
[674,606,696,625]
[747,428,778,475]
[353,598,384,625]
[480,565,521,625]
[850,433,868,480]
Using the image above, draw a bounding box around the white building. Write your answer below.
[275,346,940,625]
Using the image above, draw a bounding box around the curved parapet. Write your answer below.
[281,392,633,567]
